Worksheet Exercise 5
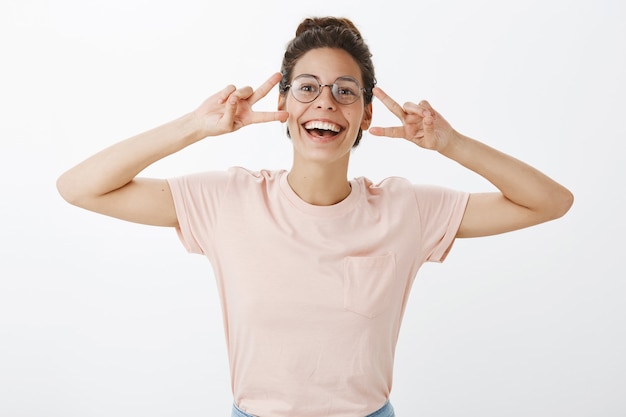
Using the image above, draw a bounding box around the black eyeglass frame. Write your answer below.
[284,74,368,105]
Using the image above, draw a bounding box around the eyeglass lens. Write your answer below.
[291,75,362,105]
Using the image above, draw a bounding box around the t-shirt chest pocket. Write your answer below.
[343,253,397,318]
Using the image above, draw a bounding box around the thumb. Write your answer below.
[221,94,238,127]
[423,110,435,136]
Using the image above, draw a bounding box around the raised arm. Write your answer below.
[369,87,573,238]
[56,73,288,227]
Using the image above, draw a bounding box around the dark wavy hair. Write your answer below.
[279,17,376,147]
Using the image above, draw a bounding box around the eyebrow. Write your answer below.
[295,74,363,84]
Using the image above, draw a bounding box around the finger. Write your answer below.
[420,100,439,119]
[216,84,237,104]
[233,86,254,100]
[373,87,406,121]
[249,110,289,125]
[248,72,283,106]
[403,101,424,115]
[422,111,436,134]
[221,92,239,127]
[369,125,407,138]
[418,99,433,110]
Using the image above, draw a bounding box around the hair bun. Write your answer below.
[295,17,362,39]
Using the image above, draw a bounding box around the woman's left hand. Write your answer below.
[369,86,458,153]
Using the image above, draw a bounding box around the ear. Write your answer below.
[277,94,287,111]
[360,102,373,130]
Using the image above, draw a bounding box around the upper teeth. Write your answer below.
[304,121,341,132]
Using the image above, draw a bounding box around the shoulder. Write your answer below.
[363,175,464,195]
[354,176,419,201]
[354,175,467,208]
[227,166,286,183]
[171,167,284,186]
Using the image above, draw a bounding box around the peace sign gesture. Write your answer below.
[369,87,458,153]
[193,72,289,138]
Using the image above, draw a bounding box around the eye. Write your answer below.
[298,83,317,93]
[334,78,361,98]
[336,86,357,96]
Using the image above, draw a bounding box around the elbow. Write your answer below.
[547,186,574,220]
[56,173,73,204]
[56,172,82,207]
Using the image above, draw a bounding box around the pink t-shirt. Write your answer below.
[167,167,469,417]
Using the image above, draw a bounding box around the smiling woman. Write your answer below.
[56,15,572,417]
[278,47,373,196]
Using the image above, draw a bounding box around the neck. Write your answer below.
[287,160,352,206]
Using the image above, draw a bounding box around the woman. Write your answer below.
[57,16,573,417]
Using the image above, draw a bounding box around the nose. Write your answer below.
[315,84,336,110]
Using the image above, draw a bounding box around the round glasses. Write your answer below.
[285,74,366,105]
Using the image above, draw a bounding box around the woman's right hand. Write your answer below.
[194,72,289,137]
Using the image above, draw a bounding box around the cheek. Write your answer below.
[345,109,364,128]
[285,108,302,139]
[286,112,300,129]
[285,102,306,124]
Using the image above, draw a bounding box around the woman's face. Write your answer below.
[278,48,372,167]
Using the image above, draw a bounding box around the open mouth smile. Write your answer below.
[303,120,344,140]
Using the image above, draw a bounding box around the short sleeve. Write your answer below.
[166,170,231,255]
[413,184,469,263]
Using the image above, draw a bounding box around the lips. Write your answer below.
[303,120,343,139]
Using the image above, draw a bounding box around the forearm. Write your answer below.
[57,112,202,205]
[441,133,573,218]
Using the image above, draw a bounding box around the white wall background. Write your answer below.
[1,0,624,416]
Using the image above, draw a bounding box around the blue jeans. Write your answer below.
[232,400,395,417]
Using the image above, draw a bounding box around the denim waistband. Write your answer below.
[231,400,394,417]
